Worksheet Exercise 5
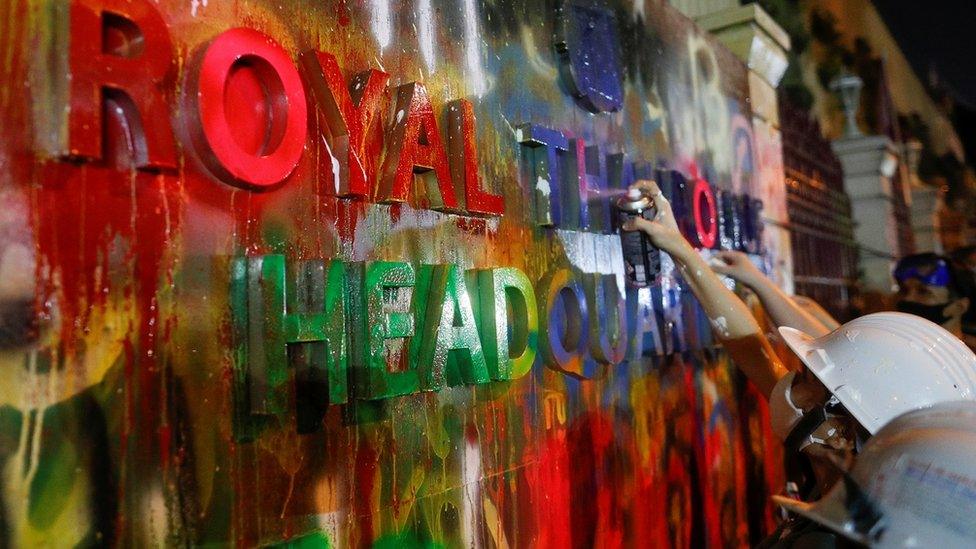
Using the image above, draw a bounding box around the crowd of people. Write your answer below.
[624,180,976,548]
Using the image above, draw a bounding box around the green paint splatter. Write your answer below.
[264,530,331,549]
[372,531,444,549]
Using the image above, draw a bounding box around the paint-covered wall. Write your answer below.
[0,0,785,546]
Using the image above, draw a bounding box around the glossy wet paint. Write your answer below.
[0,0,785,545]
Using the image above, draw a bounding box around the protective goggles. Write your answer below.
[893,258,951,287]
[782,396,866,499]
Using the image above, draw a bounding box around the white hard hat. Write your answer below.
[778,312,976,435]
[773,400,976,547]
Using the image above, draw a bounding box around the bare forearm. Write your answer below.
[671,243,762,339]
[745,276,831,337]
[622,179,787,397]
[792,295,841,331]
[670,245,788,396]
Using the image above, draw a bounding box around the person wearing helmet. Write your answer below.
[772,311,976,495]
[773,400,976,548]
[624,180,976,544]
[893,253,970,338]
[948,245,976,345]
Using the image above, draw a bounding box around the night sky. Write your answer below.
[875,0,976,161]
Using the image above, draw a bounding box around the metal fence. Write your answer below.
[780,101,860,320]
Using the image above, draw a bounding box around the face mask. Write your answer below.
[896,300,952,325]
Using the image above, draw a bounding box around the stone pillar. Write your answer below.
[832,136,901,292]
[898,140,942,253]
[669,0,738,20]
[909,184,942,253]
[697,4,794,292]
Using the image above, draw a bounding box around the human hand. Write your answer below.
[709,250,764,287]
[620,179,692,256]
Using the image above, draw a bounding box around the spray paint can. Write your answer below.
[615,188,661,287]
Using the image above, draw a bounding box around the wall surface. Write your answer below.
[0,0,784,546]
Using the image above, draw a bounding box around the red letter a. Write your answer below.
[378,83,460,212]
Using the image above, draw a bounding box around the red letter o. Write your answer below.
[189,28,307,188]
[692,178,718,249]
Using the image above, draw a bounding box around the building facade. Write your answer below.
[0,0,792,546]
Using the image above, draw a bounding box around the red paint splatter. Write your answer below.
[454,216,486,235]
[29,98,183,539]
[354,439,378,544]
[158,423,172,470]
[530,429,571,548]
[336,0,351,26]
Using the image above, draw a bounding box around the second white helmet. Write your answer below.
[774,401,976,547]
[778,312,976,434]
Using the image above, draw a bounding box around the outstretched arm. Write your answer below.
[710,251,833,337]
[791,295,840,332]
[623,180,788,398]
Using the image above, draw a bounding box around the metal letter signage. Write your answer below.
[555,0,625,113]
[472,268,539,381]
[64,0,176,170]
[448,100,505,216]
[692,177,719,249]
[585,273,628,365]
[416,264,490,388]
[299,50,390,198]
[517,124,571,227]
[379,82,460,211]
[363,261,417,399]
[230,255,349,439]
[538,268,592,378]
[187,28,308,188]
[46,9,772,443]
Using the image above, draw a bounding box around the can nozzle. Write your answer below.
[625,187,643,200]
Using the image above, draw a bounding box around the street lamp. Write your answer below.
[830,70,864,138]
